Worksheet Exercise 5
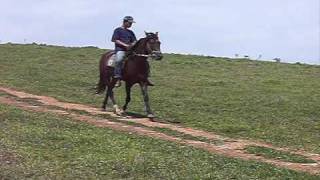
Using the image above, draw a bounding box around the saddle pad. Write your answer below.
[107,54,116,67]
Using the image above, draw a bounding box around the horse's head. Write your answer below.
[144,32,163,60]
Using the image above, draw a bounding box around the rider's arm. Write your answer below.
[113,40,129,48]
[111,28,129,48]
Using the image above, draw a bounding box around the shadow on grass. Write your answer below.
[124,111,181,124]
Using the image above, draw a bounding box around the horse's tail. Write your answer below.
[96,51,114,94]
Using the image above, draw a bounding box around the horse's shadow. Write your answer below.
[123,111,181,124]
[123,111,146,119]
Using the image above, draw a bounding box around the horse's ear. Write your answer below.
[156,32,158,35]
[144,31,148,36]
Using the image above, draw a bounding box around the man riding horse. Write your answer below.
[96,16,163,118]
[112,16,154,87]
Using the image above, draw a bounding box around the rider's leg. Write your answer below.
[114,51,126,78]
[114,51,126,87]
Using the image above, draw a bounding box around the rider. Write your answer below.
[111,16,137,87]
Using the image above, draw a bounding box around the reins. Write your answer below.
[132,51,161,58]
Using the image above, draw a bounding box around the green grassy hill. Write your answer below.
[0,43,319,154]
[2,103,319,179]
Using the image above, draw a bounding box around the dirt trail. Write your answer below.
[0,86,319,175]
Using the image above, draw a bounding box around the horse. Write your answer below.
[96,32,163,118]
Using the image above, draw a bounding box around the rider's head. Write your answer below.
[123,16,135,29]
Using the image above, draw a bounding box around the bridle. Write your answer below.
[127,34,162,59]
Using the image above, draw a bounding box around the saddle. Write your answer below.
[106,52,116,67]
[106,51,129,68]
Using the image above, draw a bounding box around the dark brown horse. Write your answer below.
[96,32,163,118]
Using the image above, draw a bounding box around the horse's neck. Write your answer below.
[130,39,146,54]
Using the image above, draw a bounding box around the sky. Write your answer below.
[0,0,319,65]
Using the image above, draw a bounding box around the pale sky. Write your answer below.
[1,0,319,64]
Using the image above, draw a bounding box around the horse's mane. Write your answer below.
[127,38,146,55]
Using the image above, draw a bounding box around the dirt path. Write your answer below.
[0,86,319,175]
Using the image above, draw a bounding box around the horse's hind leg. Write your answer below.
[123,82,133,111]
[139,83,154,118]
[106,79,123,115]
[102,86,110,110]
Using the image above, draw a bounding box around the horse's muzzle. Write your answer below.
[152,51,163,60]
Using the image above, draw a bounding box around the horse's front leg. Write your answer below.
[123,82,133,111]
[139,83,154,118]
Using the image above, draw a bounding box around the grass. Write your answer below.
[0,43,319,154]
[245,146,316,164]
[1,103,319,179]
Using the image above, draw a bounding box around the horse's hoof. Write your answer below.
[147,114,155,119]
[113,105,124,116]
[122,110,127,115]
[114,108,121,115]
[102,107,113,112]
[115,110,124,116]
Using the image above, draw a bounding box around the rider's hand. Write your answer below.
[126,44,134,50]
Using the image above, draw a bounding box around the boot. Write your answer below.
[115,79,122,87]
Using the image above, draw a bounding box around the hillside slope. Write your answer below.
[1,43,319,153]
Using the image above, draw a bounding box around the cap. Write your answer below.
[123,16,136,23]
